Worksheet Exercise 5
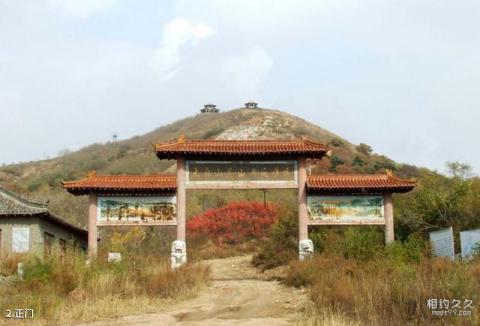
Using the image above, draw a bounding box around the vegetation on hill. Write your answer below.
[0,107,421,227]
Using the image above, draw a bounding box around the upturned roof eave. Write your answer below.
[154,138,329,159]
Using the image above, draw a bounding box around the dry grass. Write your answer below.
[296,303,361,326]
[189,240,259,261]
[0,247,209,325]
[285,254,480,325]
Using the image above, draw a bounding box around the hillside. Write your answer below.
[0,107,420,226]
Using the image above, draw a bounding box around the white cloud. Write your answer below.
[221,48,273,95]
[47,0,118,19]
[152,17,216,81]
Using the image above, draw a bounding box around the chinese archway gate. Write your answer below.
[63,137,416,267]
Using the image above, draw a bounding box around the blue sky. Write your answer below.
[0,0,479,174]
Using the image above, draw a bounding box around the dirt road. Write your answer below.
[80,256,308,325]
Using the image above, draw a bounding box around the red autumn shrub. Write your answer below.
[187,201,279,245]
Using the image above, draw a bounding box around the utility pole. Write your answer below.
[261,189,267,207]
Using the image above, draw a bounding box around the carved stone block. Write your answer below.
[171,240,187,269]
[299,239,314,260]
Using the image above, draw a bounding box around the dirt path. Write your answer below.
[80,256,308,325]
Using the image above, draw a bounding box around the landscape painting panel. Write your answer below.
[97,196,176,224]
[308,196,384,222]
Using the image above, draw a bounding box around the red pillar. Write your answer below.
[176,157,186,241]
[88,193,98,258]
[298,157,308,241]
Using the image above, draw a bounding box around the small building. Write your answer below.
[200,104,220,114]
[0,186,88,255]
[244,102,259,109]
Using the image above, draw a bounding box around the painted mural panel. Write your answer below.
[186,161,297,183]
[308,196,384,223]
[460,229,480,260]
[97,196,176,225]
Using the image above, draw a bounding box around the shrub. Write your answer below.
[343,227,383,261]
[24,257,54,284]
[372,156,398,172]
[252,210,298,270]
[329,155,345,173]
[356,143,373,155]
[187,201,279,245]
[284,260,319,288]
[329,138,346,147]
[384,234,425,264]
[309,228,327,254]
[352,155,364,167]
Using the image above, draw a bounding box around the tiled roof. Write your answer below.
[0,187,48,215]
[155,138,329,159]
[0,186,87,237]
[62,172,177,195]
[307,173,416,194]
[62,171,415,195]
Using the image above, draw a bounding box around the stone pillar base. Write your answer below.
[171,240,187,269]
[299,239,314,260]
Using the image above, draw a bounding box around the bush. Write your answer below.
[187,201,279,245]
[329,138,346,147]
[252,210,298,270]
[352,155,364,167]
[343,227,383,261]
[356,143,373,155]
[384,234,425,264]
[329,155,345,173]
[309,228,327,254]
[24,257,54,283]
[372,156,398,172]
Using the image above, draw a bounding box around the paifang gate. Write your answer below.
[63,137,416,267]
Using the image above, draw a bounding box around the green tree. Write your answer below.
[353,155,364,167]
[446,161,474,180]
[329,156,344,173]
[356,143,373,155]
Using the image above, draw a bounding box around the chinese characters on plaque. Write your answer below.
[186,161,297,184]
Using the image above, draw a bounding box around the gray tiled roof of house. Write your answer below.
[0,186,48,215]
[0,186,88,237]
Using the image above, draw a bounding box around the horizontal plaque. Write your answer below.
[308,195,384,224]
[186,161,298,184]
[97,196,176,225]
